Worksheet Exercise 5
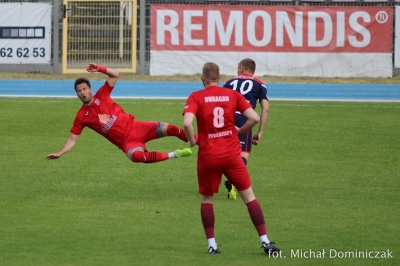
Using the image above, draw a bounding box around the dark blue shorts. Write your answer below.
[235,113,252,153]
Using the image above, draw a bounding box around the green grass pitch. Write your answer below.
[0,97,399,266]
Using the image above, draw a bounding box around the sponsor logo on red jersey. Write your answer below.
[98,114,117,133]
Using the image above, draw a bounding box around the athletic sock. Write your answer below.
[166,124,188,142]
[130,151,169,163]
[246,199,267,236]
[207,238,217,250]
[260,235,270,244]
[201,203,215,239]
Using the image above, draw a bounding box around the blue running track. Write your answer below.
[0,80,399,102]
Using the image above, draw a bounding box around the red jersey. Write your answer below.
[183,86,252,158]
[70,81,135,150]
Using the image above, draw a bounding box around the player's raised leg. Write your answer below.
[126,147,191,163]
[157,122,190,142]
[122,121,192,163]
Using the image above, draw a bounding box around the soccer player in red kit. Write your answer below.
[46,63,192,163]
[182,62,280,255]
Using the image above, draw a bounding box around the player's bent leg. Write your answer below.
[156,122,168,137]
[127,147,169,163]
[157,122,193,143]
[130,150,169,163]
[127,147,191,163]
[166,123,189,142]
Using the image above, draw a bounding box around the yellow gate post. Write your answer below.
[62,0,137,73]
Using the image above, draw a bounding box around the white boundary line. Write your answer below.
[1,95,400,102]
[2,97,400,109]
[270,98,400,102]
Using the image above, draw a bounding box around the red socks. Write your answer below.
[130,151,169,163]
[247,199,267,236]
[201,200,266,241]
[166,124,188,142]
[201,203,215,239]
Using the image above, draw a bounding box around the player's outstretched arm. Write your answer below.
[252,99,269,145]
[86,63,119,88]
[183,112,197,147]
[237,108,260,135]
[45,133,80,160]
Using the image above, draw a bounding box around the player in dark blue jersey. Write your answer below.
[222,58,270,200]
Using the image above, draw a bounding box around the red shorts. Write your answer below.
[197,155,251,196]
[122,120,161,154]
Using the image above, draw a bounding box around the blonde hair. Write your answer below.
[202,62,220,83]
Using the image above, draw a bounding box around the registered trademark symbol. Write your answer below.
[376,11,388,23]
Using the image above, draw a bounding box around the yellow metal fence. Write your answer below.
[62,0,137,73]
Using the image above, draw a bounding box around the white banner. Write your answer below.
[151,51,392,77]
[395,7,400,68]
[0,3,52,64]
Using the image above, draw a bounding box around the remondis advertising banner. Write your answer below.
[150,5,392,77]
